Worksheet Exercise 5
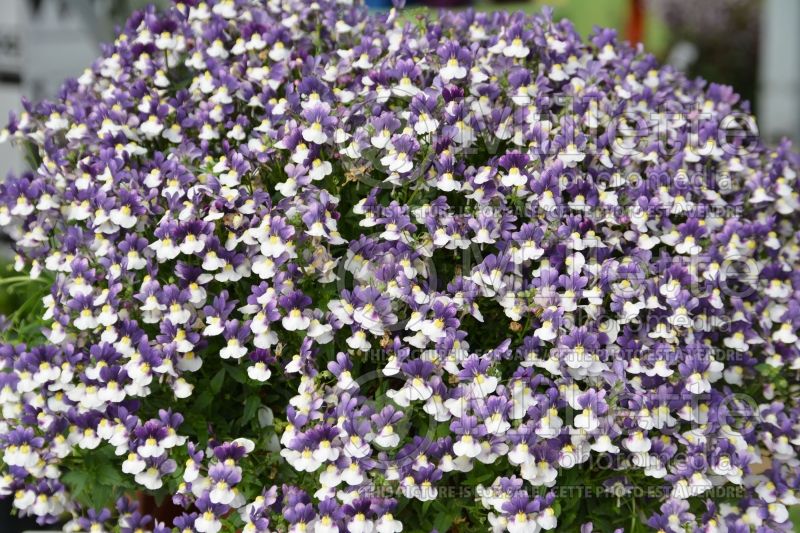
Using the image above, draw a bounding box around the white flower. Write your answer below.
[309,159,333,181]
[346,330,371,351]
[74,309,98,331]
[341,462,364,485]
[503,38,529,59]
[65,123,88,141]
[140,116,164,138]
[195,511,222,533]
[537,508,557,530]
[441,59,467,82]
[247,362,272,382]
[174,378,194,398]
[303,122,329,145]
[376,513,403,533]
[501,167,527,187]
[347,514,374,533]
[282,309,310,331]
[772,322,798,344]
[210,481,236,505]
[623,431,651,453]
[573,408,599,431]
[220,339,247,360]
[284,448,322,472]
[269,42,290,61]
[135,467,163,490]
[4,445,39,468]
[453,435,482,458]
[548,64,568,81]
[380,150,413,174]
[150,238,180,261]
[591,434,619,454]
[180,234,206,255]
[414,113,439,135]
[506,512,537,533]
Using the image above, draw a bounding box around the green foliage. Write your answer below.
[0,268,52,345]
[60,446,134,510]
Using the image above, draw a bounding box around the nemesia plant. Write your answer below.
[0,0,799,531]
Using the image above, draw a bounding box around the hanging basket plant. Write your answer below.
[0,0,797,531]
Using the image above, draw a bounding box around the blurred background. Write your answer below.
[0,0,798,531]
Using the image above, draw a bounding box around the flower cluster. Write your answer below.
[0,0,799,531]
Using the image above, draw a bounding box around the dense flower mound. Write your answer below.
[1,0,799,531]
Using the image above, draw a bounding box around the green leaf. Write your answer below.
[187,416,210,447]
[226,363,248,384]
[552,499,561,516]
[433,422,451,439]
[193,388,214,411]
[22,140,43,169]
[421,499,433,516]
[210,368,226,393]
[432,508,458,532]
[96,461,125,487]
[61,469,90,497]
[242,395,261,425]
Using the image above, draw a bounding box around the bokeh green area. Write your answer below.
[470,0,669,54]
[0,260,53,349]
[492,0,666,49]
[0,261,27,317]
